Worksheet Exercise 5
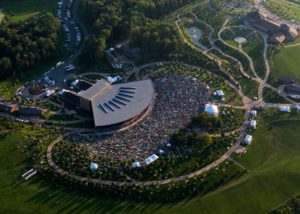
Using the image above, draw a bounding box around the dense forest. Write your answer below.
[80,0,217,68]
[0,14,60,80]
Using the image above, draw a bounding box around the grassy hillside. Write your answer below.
[0,0,56,22]
[271,45,300,81]
[1,115,300,213]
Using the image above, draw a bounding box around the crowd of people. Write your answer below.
[66,72,210,163]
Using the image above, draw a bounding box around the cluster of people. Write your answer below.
[67,73,210,163]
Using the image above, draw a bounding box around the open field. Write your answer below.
[271,45,300,82]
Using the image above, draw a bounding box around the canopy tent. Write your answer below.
[244,135,253,145]
[204,104,219,116]
[90,162,98,170]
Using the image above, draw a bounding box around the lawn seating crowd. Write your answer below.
[66,73,210,163]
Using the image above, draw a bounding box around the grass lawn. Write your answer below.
[0,0,57,22]
[265,0,300,22]
[271,45,300,82]
[263,87,290,104]
[242,34,266,79]
[1,111,300,213]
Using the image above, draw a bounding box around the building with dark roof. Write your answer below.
[61,79,155,129]
[284,84,300,94]
[246,11,299,43]
[76,80,94,91]
[278,76,297,85]
[60,90,81,106]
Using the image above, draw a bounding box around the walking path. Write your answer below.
[228,157,251,172]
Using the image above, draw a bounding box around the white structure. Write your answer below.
[244,135,253,145]
[204,104,219,116]
[21,169,34,178]
[58,89,65,96]
[145,154,159,165]
[158,149,165,155]
[71,79,79,87]
[250,110,257,117]
[279,106,291,112]
[107,75,122,84]
[45,89,55,97]
[132,162,141,168]
[215,90,225,97]
[90,162,98,170]
[250,120,257,129]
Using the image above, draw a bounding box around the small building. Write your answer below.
[204,104,219,116]
[132,162,141,168]
[284,84,300,95]
[279,106,291,113]
[250,110,257,117]
[145,154,159,165]
[90,162,98,170]
[270,33,286,44]
[244,135,253,145]
[250,120,257,129]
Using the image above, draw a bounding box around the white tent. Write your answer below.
[145,154,159,165]
[250,110,257,117]
[279,106,291,112]
[107,75,122,83]
[58,89,65,96]
[216,90,225,97]
[45,89,55,97]
[90,162,98,170]
[250,120,257,129]
[294,105,300,111]
[71,79,79,87]
[244,135,253,145]
[205,104,219,116]
[132,162,141,168]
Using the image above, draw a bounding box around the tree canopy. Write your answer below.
[0,13,60,80]
[79,0,196,62]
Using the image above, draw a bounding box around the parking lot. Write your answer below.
[18,0,85,101]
